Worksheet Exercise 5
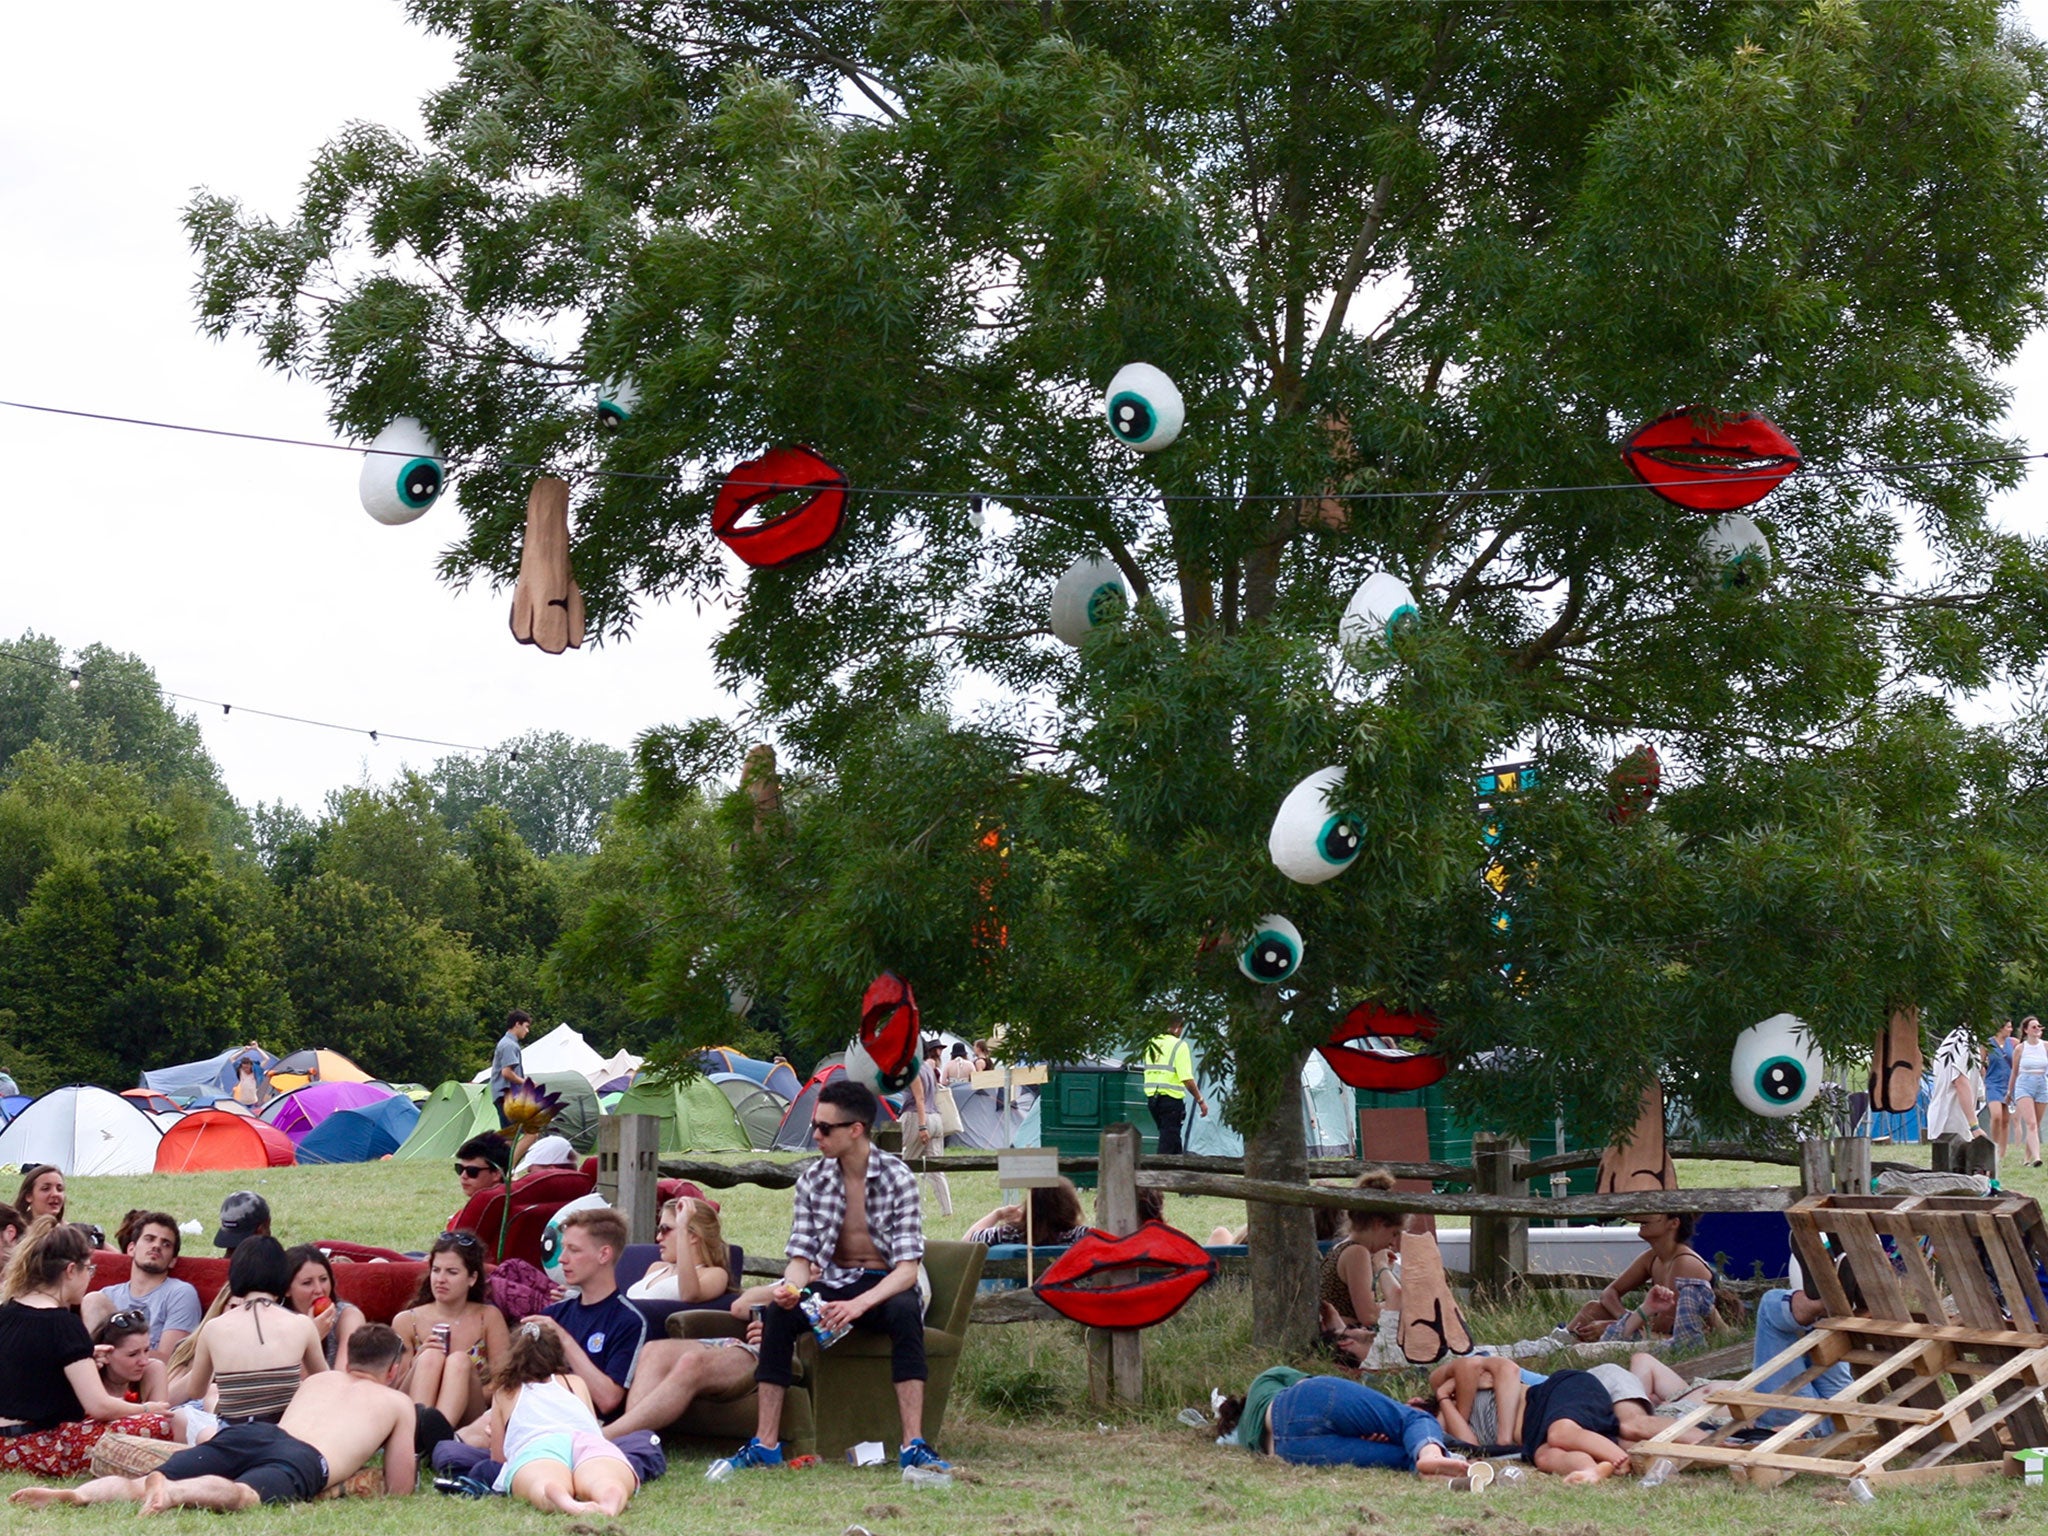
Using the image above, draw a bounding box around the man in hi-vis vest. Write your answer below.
[1141,1019,1208,1155]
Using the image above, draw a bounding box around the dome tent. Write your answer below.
[299,1096,421,1164]
[155,1109,296,1173]
[143,1045,277,1105]
[611,1076,749,1154]
[395,1080,498,1162]
[771,1064,899,1151]
[263,1081,393,1142]
[530,1071,603,1152]
[0,1086,163,1175]
[267,1047,373,1094]
[709,1073,790,1150]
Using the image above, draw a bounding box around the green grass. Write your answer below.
[7,1145,2031,1532]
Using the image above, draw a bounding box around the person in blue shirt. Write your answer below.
[528,1208,646,1420]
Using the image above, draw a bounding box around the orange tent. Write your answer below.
[154,1109,296,1173]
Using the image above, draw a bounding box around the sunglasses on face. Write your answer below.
[811,1118,858,1137]
[454,1163,495,1179]
[655,1224,675,1240]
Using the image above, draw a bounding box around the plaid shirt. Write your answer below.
[786,1147,925,1289]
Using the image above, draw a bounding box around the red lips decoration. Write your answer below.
[712,445,848,567]
[859,971,922,1093]
[1318,1002,1446,1092]
[1031,1221,1217,1329]
[1621,409,1801,513]
[1606,742,1661,825]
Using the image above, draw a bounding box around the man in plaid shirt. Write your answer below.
[715,1078,951,1475]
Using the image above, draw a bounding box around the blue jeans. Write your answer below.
[1752,1289,1852,1430]
[1267,1375,1445,1469]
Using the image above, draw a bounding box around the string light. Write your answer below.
[67,667,80,691]
[1,396,2035,507]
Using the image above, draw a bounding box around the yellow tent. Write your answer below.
[266,1047,374,1094]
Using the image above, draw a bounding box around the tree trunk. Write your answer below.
[1242,1045,1318,1353]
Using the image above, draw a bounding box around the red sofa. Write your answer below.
[88,1251,427,1326]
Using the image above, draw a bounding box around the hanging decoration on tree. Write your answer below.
[1606,742,1661,825]
[1237,914,1303,984]
[1731,1012,1824,1118]
[595,377,640,432]
[1268,766,1362,885]
[1697,512,1773,591]
[1049,555,1130,647]
[509,476,585,654]
[1031,1221,1216,1327]
[1317,1002,1445,1092]
[1338,571,1418,656]
[1595,1081,1676,1193]
[539,1192,610,1287]
[843,971,921,1095]
[1869,1006,1924,1115]
[1620,408,1802,513]
[712,445,848,568]
[1102,363,1184,452]
[358,417,445,525]
[1398,1229,1473,1363]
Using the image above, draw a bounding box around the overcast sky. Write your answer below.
[4,2,2048,814]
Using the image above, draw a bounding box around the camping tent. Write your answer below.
[1177,1043,1356,1160]
[122,1088,182,1115]
[263,1081,393,1142]
[709,1073,789,1150]
[467,1024,604,1089]
[0,1086,164,1175]
[0,1094,30,1124]
[155,1109,297,1173]
[699,1048,804,1101]
[530,1071,603,1152]
[298,1096,421,1164]
[394,1081,498,1162]
[771,1064,899,1151]
[267,1048,373,1094]
[142,1045,278,1105]
[610,1077,749,1154]
[944,1085,1022,1150]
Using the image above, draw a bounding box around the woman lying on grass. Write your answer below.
[490,1319,639,1516]
[1217,1368,1470,1477]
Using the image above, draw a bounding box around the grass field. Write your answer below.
[6,1138,2039,1532]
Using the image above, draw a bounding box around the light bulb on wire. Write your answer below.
[67,668,80,692]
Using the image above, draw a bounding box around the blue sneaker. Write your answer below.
[706,1438,784,1480]
[898,1438,951,1473]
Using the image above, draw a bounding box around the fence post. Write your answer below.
[1799,1137,1832,1199]
[1831,1135,1871,1195]
[1087,1123,1143,1408]
[598,1113,662,1244]
[1469,1134,1526,1301]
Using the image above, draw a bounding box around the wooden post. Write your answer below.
[1831,1135,1871,1196]
[1087,1123,1143,1408]
[1799,1137,1832,1199]
[598,1113,661,1244]
[1469,1133,1527,1301]
[1930,1133,1995,1180]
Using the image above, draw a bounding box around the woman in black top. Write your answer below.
[0,1218,173,1477]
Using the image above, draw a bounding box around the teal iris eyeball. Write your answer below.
[1338,571,1418,657]
[1237,915,1303,984]
[1269,767,1361,886]
[1103,363,1184,452]
[1730,1012,1822,1117]
[1050,555,1130,647]
[358,417,445,525]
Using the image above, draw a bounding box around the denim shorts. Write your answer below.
[2017,1070,2048,1104]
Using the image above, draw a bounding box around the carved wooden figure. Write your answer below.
[1597,1080,1677,1194]
[1870,1006,1924,1115]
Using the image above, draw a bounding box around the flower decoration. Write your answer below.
[493,1079,566,1261]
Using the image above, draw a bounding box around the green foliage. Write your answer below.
[429,730,632,856]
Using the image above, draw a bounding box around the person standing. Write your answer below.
[905,1041,953,1218]
[1986,1019,2019,1163]
[492,1010,534,1127]
[1141,1019,1207,1156]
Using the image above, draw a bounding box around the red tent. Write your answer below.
[154,1109,296,1173]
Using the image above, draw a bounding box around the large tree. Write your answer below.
[190,1,2048,1344]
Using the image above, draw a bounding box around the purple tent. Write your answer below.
[261,1081,392,1142]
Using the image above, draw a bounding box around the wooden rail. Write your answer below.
[1134,1167,1794,1219]
[658,1151,1475,1186]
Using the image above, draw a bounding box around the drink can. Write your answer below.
[431,1322,453,1352]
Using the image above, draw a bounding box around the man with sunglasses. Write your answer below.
[81,1211,199,1362]
[715,1079,949,1476]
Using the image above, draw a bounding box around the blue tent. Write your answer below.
[296,1096,420,1165]
[697,1048,803,1100]
[142,1046,278,1106]
[0,1094,30,1124]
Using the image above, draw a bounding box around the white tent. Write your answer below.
[1182,1044,1356,1160]
[0,1085,165,1175]
[470,1024,611,1089]
[593,1048,643,1088]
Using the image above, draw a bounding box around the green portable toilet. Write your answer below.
[1039,1064,1156,1187]
[394,1081,497,1162]
[1354,1082,1596,1198]
[610,1076,750,1154]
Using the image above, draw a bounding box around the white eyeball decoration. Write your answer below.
[1731,1012,1824,1118]
[1269,767,1362,885]
[1103,362,1184,453]
[596,377,641,432]
[1050,555,1130,647]
[1237,914,1304,984]
[358,417,446,525]
[539,1192,612,1288]
[1338,571,1419,656]
[1698,513,1772,592]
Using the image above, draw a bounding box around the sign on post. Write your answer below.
[997,1149,1061,1285]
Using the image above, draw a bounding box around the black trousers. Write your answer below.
[755,1270,927,1389]
[1148,1093,1187,1155]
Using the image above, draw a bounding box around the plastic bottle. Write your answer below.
[800,1292,850,1349]
[1495,1462,1526,1484]
[1176,1407,1209,1428]
[902,1463,954,1489]
[1639,1457,1678,1488]
[1847,1477,1875,1504]
[704,1456,738,1483]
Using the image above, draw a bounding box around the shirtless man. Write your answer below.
[1568,1213,1716,1342]
[712,1079,949,1475]
[11,1323,417,1513]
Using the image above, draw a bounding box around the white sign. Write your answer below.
[997,1149,1061,1189]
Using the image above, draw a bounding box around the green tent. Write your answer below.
[530,1071,603,1152]
[394,1081,496,1162]
[611,1076,750,1154]
[710,1073,790,1150]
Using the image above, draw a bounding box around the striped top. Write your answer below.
[213,1365,302,1424]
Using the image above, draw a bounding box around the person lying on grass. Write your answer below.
[10,1322,417,1513]
[1217,1367,1470,1477]
[489,1319,639,1515]
[1422,1354,1703,1451]
[1517,1368,1634,1484]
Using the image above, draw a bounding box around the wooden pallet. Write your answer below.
[1630,1192,2048,1487]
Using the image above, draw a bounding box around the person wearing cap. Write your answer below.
[514,1135,577,1177]
[492,1011,534,1127]
[214,1193,272,1253]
